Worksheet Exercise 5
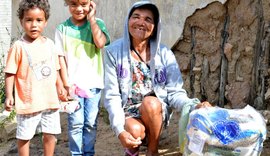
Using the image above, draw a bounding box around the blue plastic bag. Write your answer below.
[184,105,267,156]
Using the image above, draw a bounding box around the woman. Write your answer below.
[104,1,210,156]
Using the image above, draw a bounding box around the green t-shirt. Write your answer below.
[55,18,110,89]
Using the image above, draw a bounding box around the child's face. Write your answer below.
[67,0,91,25]
[20,7,47,42]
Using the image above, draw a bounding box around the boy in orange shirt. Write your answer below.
[4,0,66,155]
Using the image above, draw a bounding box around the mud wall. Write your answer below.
[172,0,270,109]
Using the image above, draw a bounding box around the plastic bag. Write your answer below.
[179,98,201,153]
[183,105,267,156]
[60,99,80,114]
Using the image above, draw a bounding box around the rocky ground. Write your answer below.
[0,109,269,156]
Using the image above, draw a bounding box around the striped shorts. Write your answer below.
[16,109,61,140]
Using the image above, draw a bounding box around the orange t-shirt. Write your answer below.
[4,37,60,114]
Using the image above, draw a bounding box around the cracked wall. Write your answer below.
[172,0,270,109]
[9,0,270,110]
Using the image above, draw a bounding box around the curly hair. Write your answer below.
[17,0,50,20]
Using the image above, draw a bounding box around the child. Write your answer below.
[4,0,66,155]
[54,0,110,155]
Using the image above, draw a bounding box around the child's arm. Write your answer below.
[56,70,68,101]
[59,56,69,88]
[88,1,107,48]
[58,55,69,101]
[4,73,15,111]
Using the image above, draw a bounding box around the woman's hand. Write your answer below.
[118,131,142,148]
[195,101,212,109]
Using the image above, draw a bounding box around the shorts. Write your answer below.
[124,103,142,119]
[124,101,167,121]
[16,109,61,140]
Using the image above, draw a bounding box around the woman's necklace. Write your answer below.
[132,49,145,62]
[131,48,150,68]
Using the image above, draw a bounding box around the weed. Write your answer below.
[0,53,16,128]
[0,54,5,104]
[0,27,22,127]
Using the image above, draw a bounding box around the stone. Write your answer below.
[225,81,250,108]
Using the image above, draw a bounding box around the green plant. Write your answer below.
[0,27,21,104]
[0,54,5,104]
[0,27,22,127]
[0,52,16,128]
[0,110,16,128]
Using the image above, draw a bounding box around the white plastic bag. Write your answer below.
[184,105,267,156]
[60,99,80,114]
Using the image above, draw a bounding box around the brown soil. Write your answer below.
[0,110,269,156]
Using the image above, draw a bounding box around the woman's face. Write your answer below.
[128,8,155,42]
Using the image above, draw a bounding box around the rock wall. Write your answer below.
[172,0,270,109]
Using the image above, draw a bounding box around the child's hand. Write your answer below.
[4,97,14,112]
[58,86,68,101]
[87,0,96,23]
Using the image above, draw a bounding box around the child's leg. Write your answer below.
[16,113,41,156]
[37,110,61,156]
[38,110,61,156]
[68,97,85,155]
[43,133,56,156]
[83,88,101,155]
[17,139,30,156]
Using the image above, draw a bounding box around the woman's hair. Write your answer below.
[17,0,50,20]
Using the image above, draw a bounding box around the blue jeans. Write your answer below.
[68,88,101,156]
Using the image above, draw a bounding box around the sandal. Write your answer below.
[124,148,139,156]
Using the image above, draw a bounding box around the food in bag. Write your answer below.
[183,105,267,156]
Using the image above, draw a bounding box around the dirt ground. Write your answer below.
[0,110,181,156]
[0,109,269,156]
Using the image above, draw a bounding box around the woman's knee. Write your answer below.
[141,96,162,114]
[125,119,145,138]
